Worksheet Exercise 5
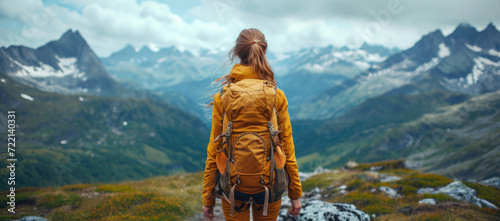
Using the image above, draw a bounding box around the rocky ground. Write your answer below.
[4,160,499,221]
[190,160,499,221]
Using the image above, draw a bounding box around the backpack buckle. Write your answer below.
[259,175,265,187]
[235,175,241,185]
[213,121,234,144]
[267,121,280,137]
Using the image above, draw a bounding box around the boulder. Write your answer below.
[369,166,384,171]
[479,177,500,188]
[437,181,481,206]
[379,186,399,198]
[380,175,401,183]
[345,161,359,169]
[417,181,498,210]
[280,200,370,221]
[19,216,49,221]
[281,195,292,208]
[417,187,435,195]
[339,185,347,190]
[418,198,437,205]
[298,168,337,182]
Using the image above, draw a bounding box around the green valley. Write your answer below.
[0,72,209,190]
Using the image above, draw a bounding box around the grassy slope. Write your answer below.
[302,160,500,221]
[1,160,498,221]
[0,172,204,221]
[294,90,467,166]
[0,72,209,190]
[294,90,500,180]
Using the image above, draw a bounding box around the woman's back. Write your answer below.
[202,28,302,221]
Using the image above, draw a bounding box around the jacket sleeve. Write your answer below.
[202,92,223,207]
[276,89,303,200]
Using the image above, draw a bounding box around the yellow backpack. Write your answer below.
[213,79,289,216]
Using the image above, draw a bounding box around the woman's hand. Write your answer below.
[203,205,215,220]
[288,198,302,217]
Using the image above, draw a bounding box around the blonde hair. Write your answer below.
[208,28,275,107]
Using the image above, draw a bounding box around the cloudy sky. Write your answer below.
[1,0,499,57]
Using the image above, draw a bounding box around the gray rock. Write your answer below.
[418,198,437,205]
[480,199,498,210]
[369,166,384,171]
[281,195,292,208]
[437,181,482,207]
[310,193,322,200]
[289,200,370,221]
[339,184,347,190]
[20,216,49,221]
[479,177,500,188]
[345,161,359,169]
[298,168,337,182]
[314,166,325,174]
[380,176,401,183]
[417,187,436,195]
[379,186,399,198]
[417,181,498,210]
[312,187,321,194]
[380,175,401,183]
[298,171,313,181]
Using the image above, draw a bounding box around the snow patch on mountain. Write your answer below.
[1,78,5,83]
[489,49,500,57]
[303,63,325,72]
[11,56,85,79]
[20,93,34,101]
[466,44,482,52]
[366,59,414,80]
[415,57,440,73]
[354,60,370,69]
[454,57,500,87]
[438,43,450,58]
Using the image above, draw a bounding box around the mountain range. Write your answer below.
[0,23,498,189]
[0,69,209,190]
[293,23,500,180]
[100,44,224,122]
[294,23,500,120]
[0,30,125,96]
[0,30,210,190]
[101,41,400,120]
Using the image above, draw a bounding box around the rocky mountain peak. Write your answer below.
[58,29,85,45]
[137,45,155,57]
[38,29,92,59]
[475,22,500,50]
[483,22,498,33]
[107,44,137,61]
[447,23,479,43]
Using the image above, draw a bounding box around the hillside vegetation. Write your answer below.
[0,173,204,221]
[1,160,498,221]
[295,90,500,181]
[0,72,209,190]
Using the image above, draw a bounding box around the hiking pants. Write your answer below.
[221,198,282,221]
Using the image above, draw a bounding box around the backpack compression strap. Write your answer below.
[218,84,240,216]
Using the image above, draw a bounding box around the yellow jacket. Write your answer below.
[202,64,302,207]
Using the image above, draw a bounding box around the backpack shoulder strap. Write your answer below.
[269,86,279,132]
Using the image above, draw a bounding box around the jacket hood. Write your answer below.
[230,64,261,83]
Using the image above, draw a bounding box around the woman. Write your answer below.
[202,28,302,221]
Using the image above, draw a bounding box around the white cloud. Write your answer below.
[0,0,499,57]
[0,0,234,56]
